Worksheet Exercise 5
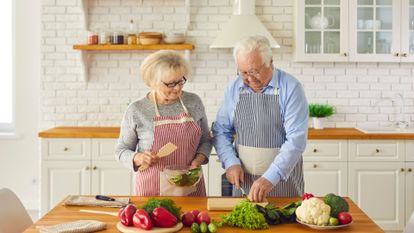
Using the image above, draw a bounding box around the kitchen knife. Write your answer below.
[138,142,177,171]
[95,195,128,206]
[240,187,247,198]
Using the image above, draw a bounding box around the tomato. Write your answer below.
[197,211,211,225]
[182,212,196,227]
[337,212,352,225]
[190,210,200,218]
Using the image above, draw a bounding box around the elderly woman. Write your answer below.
[115,50,212,196]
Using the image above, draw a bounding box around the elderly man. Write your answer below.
[213,35,308,202]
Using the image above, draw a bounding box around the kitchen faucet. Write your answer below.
[393,93,410,129]
[373,93,410,129]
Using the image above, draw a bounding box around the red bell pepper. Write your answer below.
[118,204,137,226]
[133,209,153,230]
[151,207,177,228]
[302,192,314,200]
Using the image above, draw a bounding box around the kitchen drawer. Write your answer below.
[406,140,414,161]
[303,140,347,161]
[42,139,90,160]
[349,140,404,162]
[92,139,117,161]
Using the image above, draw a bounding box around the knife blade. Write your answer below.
[240,187,247,198]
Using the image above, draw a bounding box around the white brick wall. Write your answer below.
[41,0,414,129]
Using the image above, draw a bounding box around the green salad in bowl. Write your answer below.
[164,165,202,187]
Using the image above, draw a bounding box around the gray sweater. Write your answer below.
[115,91,212,171]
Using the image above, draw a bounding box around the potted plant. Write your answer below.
[309,103,335,129]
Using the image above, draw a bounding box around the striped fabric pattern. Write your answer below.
[135,96,206,196]
[233,89,304,197]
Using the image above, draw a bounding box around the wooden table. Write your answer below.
[24,196,384,233]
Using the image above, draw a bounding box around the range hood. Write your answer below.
[210,0,280,49]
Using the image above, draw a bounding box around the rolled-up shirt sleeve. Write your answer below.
[262,82,308,186]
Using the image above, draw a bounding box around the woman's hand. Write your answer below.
[133,151,159,169]
[190,153,207,169]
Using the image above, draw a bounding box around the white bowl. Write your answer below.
[163,37,185,44]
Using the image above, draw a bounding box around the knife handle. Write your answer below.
[96,195,115,202]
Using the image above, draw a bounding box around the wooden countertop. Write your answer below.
[38,127,414,140]
[23,196,384,233]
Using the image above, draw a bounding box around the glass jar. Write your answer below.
[99,31,107,45]
[127,34,137,45]
[112,32,124,45]
[87,31,98,45]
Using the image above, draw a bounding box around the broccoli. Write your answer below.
[323,193,349,217]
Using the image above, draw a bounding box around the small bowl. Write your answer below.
[163,37,185,44]
[163,32,186,44]
[163,165,202,187]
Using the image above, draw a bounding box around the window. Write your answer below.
[0,0,14,132]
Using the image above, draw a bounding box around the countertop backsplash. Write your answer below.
[41,0,414,130]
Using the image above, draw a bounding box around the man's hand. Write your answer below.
[248,177,273,202]
[225,165,244,189]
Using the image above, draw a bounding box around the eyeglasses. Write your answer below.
[237,63,266,79]
[162,77,187,88]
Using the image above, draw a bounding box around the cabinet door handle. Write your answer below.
[401,53,407,57]
[375,149,380,153]
[393,53,399,57]
[313,148,317,153]
[401,168,405,172]
[313,164,317,168]
[92,166,97,170]
[408,168,412,172]
[343,52,348,56]
[63,147,69,151]
[85,166,90,170]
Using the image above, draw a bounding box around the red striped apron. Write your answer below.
[135,91,206,196]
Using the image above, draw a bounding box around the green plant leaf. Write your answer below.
[309,103,335,118]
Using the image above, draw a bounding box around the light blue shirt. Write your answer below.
[212,69,309,186]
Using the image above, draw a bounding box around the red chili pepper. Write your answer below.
[133,209,153,230]
[118,204,137,226]
[151,207,177,228]
[302,192,314,200]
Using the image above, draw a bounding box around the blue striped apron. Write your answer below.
[232,87,304,197]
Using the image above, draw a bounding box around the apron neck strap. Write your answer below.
[240,86,279,95]
[152,91,189,117]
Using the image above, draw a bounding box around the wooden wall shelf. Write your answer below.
[73,43,194,51]
[73,43,194,81]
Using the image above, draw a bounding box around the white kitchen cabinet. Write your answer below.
[295,0,349,61]
[295,0,414,62]
[303,140,348,161]
[40,138,134,216]
[348,162,405,231]
[303,140,348,196]
[406,162,414,225]
[304,162,348,196]
[349,0,414,62]
[349,140,405,162]
[207,155,226,196]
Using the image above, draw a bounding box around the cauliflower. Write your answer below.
[295,197,331,226]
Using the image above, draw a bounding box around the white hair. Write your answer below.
[233,35,273,66]
[140,50,191,88]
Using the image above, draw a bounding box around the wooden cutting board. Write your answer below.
[116,222,183,233]
[207,197,268,211]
